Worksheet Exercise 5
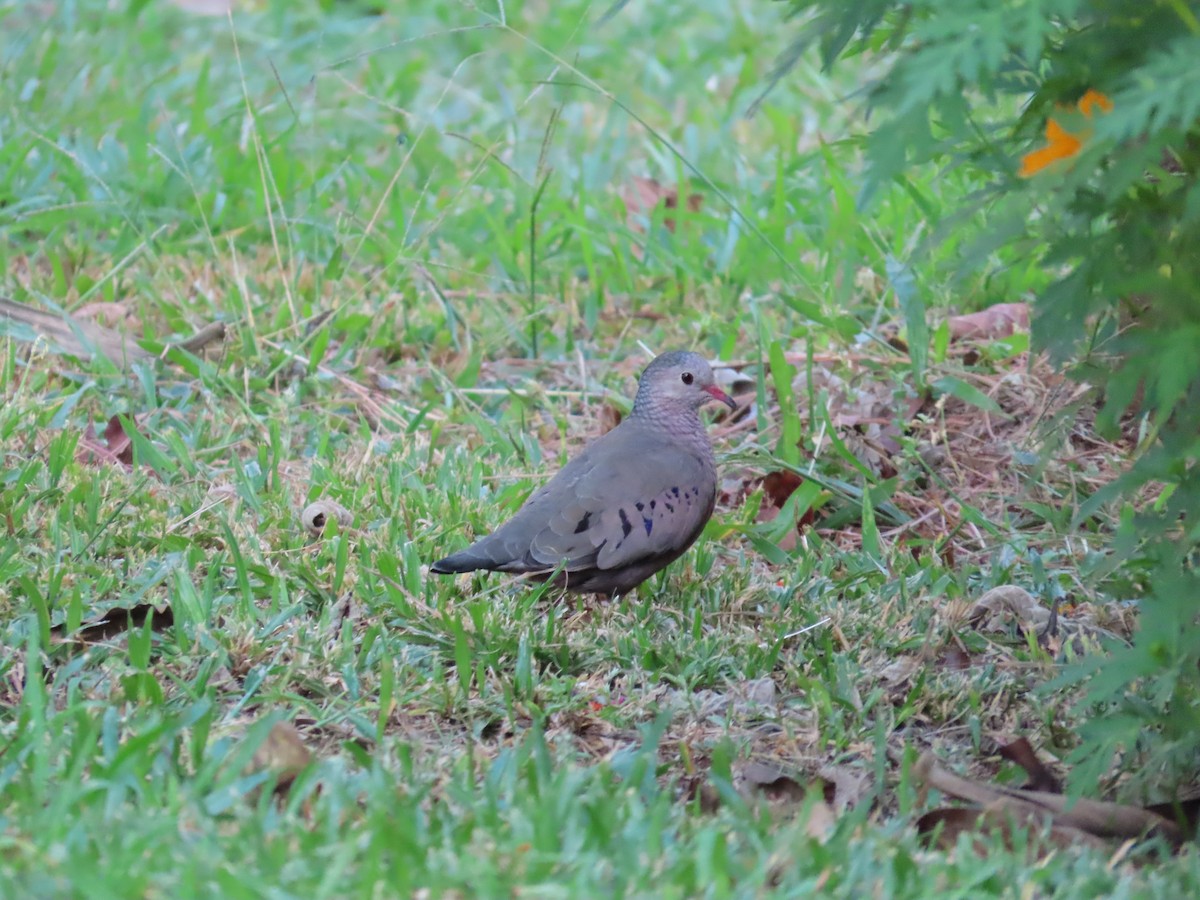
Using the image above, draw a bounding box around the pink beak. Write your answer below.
[704,383,737,410]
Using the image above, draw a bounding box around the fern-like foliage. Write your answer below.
[772,0,1200,798]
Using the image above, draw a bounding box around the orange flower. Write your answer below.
[1019,119,1084,177]
[1019,90,1113,177]
[1077,89,1113,118]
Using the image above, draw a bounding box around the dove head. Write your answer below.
[631,351,736,420]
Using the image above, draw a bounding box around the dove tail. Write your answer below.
[429,553,477,574]
[430,542,505,574]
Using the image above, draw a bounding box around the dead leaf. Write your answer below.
[916,807,995,852]
[334,593,364,630]
[737,760,806,804]
[998,737,1063,794]
[596,402,623,435]
[801,798,838,839]
[620,176,703,259]
[754,471,817,554]
[914,751,1183,846]
[248,721,313,798]
[742,677,776,707]
[300,499,353,536]
[968,585,1049,635]
[620,176,703,231]
[817,764,870,811]
[880,655,919,687]
[939,644,972,671]
[916,805,1109,854]
[1,295,151,364]
[1145,789,1200,837]
[732,761,864,841]
[76,300,143,333]
[761,470,803,508]
[77,414,140,469]
[946,303,1029,341]
[791,362,913,476]
[691,780,722,814]
[0,295,225,365]
[52,603,174,645]
[757,505,798,553]
[712,364,755,397]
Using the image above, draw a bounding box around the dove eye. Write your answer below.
[680,372,694,385]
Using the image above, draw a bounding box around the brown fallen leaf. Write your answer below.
[737,760,806,804]
[621,175,703,232]
[248,721,314,799]
[76,300,143,334]
[0,295,226,366]
[789,362,915,477]
[761,470,803,508]
[735,760,866,840]
[1145,789,1200,838]
[916,804,1109,854]
[596,402,623,435]
[300,499,354,536]
[946,303,1029,341]
[77,414,140,469]
[818,764,871,811]
[998,737,1063,794]
[52,603,174,645]
[969,586,1117,660]
[741,676,776,708]
[968,585,1050,636]
[754,470,818,554]
[691,780,722,814]
[1,295,152,364]
[916,807,987,851]
[757,505,799,553]
[620,176,703,259]
[914,751,1182,846]
[800,797,838,840]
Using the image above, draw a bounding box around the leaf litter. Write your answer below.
[914,746,1184,853]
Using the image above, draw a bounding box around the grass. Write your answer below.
[1,0,1197,896]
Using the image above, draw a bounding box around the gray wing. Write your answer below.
[480,431,715,574]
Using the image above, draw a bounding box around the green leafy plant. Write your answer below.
[771,0,1200,794]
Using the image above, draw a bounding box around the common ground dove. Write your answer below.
[430,351,736,595]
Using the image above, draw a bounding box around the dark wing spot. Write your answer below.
[618,508,633,539]
[663,501,675,513]
[573,511,592,534]
[643,517,653,536]
[649,500,656,510]
[671,487,680,497]
[635,501,645,512]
